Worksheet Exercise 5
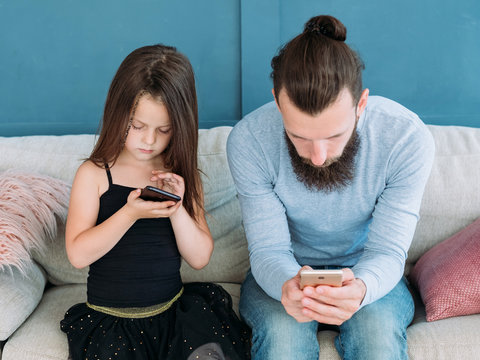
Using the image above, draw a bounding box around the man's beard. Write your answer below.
[285,129,360,192]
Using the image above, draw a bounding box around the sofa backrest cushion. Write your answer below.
[0,127,250,285]
[0,134,94,284]
[181,127,250,283]
[1,124,479,283]
[406,125,480,273]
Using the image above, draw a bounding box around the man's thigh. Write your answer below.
[239,271,319,360]
[335,277,415,360]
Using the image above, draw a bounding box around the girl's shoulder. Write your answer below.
[73,160,109,196]
[76,159,105,177]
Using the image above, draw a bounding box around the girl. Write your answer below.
[61,44,250,360]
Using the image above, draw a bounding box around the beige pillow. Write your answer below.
[0,261,46,340]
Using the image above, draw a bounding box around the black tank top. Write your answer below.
[87,168,183,307]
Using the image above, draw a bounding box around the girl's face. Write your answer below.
[123,95,172,162]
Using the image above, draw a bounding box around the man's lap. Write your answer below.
[239,270,414,360]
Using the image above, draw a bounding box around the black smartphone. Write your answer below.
[139,185,181,202]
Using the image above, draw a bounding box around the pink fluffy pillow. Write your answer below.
[410,217,480,321]
[0,170,70,274]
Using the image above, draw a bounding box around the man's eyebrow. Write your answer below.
[287,129,346,140]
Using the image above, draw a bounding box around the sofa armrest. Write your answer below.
[0,261,46,341]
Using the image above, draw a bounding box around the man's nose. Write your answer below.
[310,141,328,166]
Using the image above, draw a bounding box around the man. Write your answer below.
[226,15,435,360]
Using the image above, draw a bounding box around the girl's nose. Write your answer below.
[144,130,156,145]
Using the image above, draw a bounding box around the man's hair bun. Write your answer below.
[303,15,347,42]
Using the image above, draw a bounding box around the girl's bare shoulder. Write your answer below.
[75,160,104,177]
[74,160,109,195]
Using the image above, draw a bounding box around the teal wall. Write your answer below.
[1,0,479,136]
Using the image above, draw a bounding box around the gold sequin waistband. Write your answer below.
[86,287,184,319]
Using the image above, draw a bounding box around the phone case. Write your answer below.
[140,185,181,202]
[300,269,343,289]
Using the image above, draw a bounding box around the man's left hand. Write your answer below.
[300,268,366,325]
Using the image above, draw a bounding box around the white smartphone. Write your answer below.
[299,269,344,289]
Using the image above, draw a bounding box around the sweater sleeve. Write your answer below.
[226,123,300,301]
[353,123,435,308]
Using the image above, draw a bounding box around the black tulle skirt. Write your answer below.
[60,282,251,360]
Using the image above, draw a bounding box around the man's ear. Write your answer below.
[356,88,369,116]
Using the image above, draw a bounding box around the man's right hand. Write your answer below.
[280,266,315,323]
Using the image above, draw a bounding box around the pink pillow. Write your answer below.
[0,170,70,274]
[410,217,480,321]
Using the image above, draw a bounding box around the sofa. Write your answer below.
[0,124,479,360]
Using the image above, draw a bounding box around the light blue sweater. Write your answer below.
[227,96,435,307]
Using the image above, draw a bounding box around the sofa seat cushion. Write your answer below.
[408,312,480,359]
[3,267,480,360]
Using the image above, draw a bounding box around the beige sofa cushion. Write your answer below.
[181,127,250,284]
[31,221,88,285]
[0,134,94,285]
[0,127,249,286]
[0,134,95,184]
[407,125,480,273]
[408,309,480,359]
[0,261,46,341]
[2,126,480,360]
[2,284,86,360]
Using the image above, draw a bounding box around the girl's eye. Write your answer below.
[131,124,143,130]
[158,128,171,134]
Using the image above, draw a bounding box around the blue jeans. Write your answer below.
[239,270,414,360]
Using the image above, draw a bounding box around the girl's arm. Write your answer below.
[152,171,213,269]
[170,200,213,270]
[65,161,135,268]
[66,162,178,269]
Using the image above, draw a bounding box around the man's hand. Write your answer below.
[281,266,315,322]
[301,268,366,325]
[281,267,366,325]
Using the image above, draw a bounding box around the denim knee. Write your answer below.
[335,277,414,360]
[240,271,319,360]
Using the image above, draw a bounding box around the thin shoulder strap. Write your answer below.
[104,163,113,186]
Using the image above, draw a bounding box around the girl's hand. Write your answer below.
[124,188,179,220]
[150,170,213,269]
[150,170,185,212]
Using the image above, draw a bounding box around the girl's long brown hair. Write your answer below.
[89,44,201,219]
